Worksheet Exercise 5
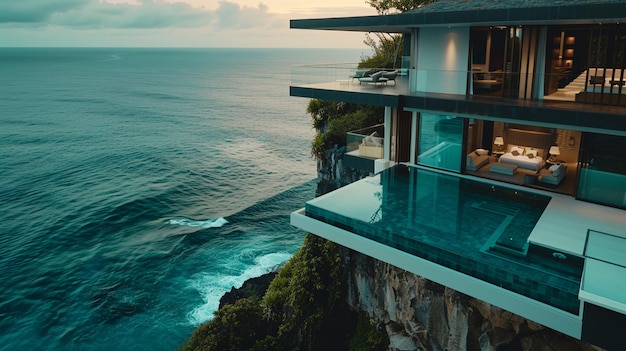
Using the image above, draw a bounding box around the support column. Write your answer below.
[410,111,418,164]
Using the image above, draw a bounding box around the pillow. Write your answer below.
[552,168,562,177]
[535,149,545,158]
[527,153,535,159]
[549,164,560,172]
[526,149,537,158]
[510,146,525,155]
[475,148,489,156]
[512,150,520,156]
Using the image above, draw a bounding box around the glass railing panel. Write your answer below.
[346,124,385,158]
[292,63,626,108]
[291,64,409,87]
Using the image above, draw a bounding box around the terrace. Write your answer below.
[291,164,626,338]
[291,65,626,135]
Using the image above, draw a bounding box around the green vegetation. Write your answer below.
[360,0,438,69]
[366,0,437,14]
[307,100,383,163]
[181,235,387,350]
[348,312,389,351]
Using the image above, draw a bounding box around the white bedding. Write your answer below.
[499,153,545,171]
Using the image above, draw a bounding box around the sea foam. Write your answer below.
[186,251,292,325]
[168,217,228,228]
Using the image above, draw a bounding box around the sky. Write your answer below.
[0,0,377,48]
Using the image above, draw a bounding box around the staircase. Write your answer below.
[545,70,587,101]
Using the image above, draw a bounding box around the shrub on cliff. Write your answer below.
[264,234,344,350]
[182,298,268,351]
[308,100,383,163]
[181,234,370,351]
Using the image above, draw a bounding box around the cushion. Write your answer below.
[549,164,560,172]
[552,167,562,177]
[475,148,489,156]
[511,146,525,155]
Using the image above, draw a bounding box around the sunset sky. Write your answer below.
[0,0,376,47]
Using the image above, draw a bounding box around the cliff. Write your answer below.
[341,245,603,351]
[182,141,604,351]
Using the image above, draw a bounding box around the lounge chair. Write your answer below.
[382,70,398,85]
[350,70,368,82]
[359,71,388,85]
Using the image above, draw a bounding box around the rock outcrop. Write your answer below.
[316,144,369,196]
[340,246,603,351]
[218,272,277,309]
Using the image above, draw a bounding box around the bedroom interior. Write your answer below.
[465,120,581,195]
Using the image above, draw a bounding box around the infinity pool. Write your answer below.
[305,164,583,314]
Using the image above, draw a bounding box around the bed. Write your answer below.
[499,147,545,171]
[498,125,554,171]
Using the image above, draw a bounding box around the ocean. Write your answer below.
[0,47,364,350]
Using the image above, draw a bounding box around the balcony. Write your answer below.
[291,65,626,134]
[290,64,411,107]
[344,124,385,173]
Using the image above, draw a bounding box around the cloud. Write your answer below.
[0,0,373,48]
[52,1,212,29]
[0,0,87,23]
[0,0,278,30]
[214,1,272,29]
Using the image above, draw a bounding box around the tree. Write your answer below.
[366,0,437,15]
[361,0,438,69]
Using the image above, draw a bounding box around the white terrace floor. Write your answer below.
[458,168,626,313]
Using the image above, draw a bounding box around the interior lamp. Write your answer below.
[549,145,560,162]
[493,137,504,152]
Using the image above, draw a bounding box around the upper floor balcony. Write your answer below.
[291,64,626,134]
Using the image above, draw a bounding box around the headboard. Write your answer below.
[504,124,554,157]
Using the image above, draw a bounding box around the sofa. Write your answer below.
[538,164,567,186]
[466,149,490,171]
[358,131,384,159]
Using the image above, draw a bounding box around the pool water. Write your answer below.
[306,164,583,314]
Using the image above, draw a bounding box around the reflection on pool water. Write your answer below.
[305,164,584,314]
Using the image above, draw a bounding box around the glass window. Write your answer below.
[577,133,626,209]
[417,113,463,172]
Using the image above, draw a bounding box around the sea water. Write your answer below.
[0,47,364,350]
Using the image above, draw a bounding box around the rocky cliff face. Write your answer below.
[315,144,369,196]
[339,242,603,351]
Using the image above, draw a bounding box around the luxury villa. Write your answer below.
[288,1,626,350]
